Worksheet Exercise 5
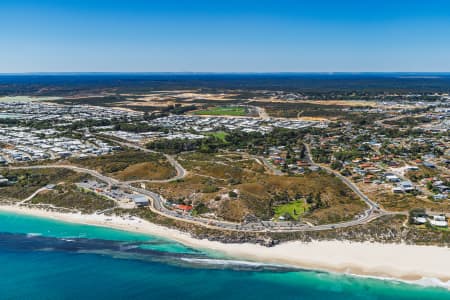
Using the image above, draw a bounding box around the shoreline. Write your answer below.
[1,204,449,289]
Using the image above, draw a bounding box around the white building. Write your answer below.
[429,215,448,227]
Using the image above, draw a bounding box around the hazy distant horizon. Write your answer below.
[2,72,450,76]
[3,72,450,95]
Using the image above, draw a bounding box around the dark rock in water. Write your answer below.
[0,232,204,259]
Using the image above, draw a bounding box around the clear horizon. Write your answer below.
[2,0,450,72]
[2,72,450,75]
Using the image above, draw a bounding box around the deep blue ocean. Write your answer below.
[0,211,449,300]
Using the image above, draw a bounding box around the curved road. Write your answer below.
[99,136,188,183]
[303,143,382,213]
[3,158,389,233]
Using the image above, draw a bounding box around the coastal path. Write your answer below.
[98,136,187,183]
[3,160,392,233]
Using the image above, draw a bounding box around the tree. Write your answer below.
[306,193,314,204]
[315,192,323,208]
[331,161,343,170]
[282,212,293,221]
[228,191,238,198]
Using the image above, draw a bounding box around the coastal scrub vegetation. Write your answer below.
[249,101,380,121]
[68,150,176,181]
[31,184,115,213]
[145,152,366,225]
[0,169,82,200]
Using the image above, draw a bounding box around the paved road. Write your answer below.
[99,136,188,183]
[3,160,390,233]
[253,155,285,176]
[303,144,381,212]
[2,139,390,233]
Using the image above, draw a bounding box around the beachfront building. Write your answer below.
[429,215,448,227]
[130,194,149,207]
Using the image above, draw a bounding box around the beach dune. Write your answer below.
[1,205,449,285]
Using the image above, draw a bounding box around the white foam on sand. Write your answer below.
[1,205,449,287]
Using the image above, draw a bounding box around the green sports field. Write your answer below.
[193,106,247,116]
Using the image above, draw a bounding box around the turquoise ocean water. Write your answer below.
[0,211,449,300]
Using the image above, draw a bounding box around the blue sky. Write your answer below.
[1,0,450,72]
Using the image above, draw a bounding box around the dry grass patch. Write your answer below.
[237,173,367,224]
[369,190,450,212]
[406,166,439,183]
[115,162,176,181]
[145,175,223,203]
[69,150,175,181]
[31,184,115,213]
[218,200,249,222]
[151,152,367,224]
[180,159,244,180]
[0,169,83,201]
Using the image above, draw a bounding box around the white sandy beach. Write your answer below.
[1,205,449,286]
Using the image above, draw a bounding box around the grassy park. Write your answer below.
[193,106,247,116]
[273,200,309,221]
[208,131,229,142]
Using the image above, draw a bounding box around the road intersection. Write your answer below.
[4,144,391,233]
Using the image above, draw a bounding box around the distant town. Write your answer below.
[0,79,449,246]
